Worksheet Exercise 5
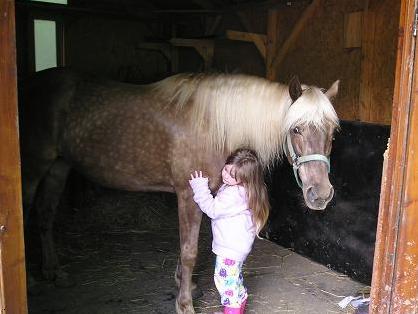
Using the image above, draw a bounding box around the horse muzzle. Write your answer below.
[305,184,334,210]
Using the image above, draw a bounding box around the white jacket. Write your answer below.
[189,177,256,262]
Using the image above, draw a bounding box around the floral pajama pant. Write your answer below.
[214,255,248,308]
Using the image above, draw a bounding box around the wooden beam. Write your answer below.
[266,9,280,80]
[370,0,418,312]
[225,30,267,59]
[15,0,158,20]
[0,1,27,313]
[270,0,321,74]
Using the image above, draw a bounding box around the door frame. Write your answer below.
[2,0,418,313]
[0,0,28,313]
[370,0,418,312]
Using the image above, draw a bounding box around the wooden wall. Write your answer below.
[16,0,401,124]
[360,0,401,124]
[274,0,400,124]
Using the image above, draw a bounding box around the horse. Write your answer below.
[19,67,339,314]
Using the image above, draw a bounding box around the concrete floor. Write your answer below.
[27,189,367,314]
[196,238,367,313]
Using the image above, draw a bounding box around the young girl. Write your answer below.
[189,148,270,314]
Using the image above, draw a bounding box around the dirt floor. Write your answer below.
[27,184,367,314]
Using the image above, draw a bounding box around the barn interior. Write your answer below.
[14,0,399,313]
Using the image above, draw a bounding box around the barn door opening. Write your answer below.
[370,0,418,312]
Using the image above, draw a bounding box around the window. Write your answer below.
[34,20,57,71]
[30,0,67,72]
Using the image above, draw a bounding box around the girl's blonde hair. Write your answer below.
[225,148,270,236]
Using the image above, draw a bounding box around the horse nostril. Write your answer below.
[307,186,318,203]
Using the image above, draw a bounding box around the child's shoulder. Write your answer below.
[221,184,247,198]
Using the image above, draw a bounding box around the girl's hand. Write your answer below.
[190,170,205,180]
[189,170,209,190]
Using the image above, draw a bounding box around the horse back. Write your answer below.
[21,68,224,194]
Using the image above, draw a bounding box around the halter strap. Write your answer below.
[286,134,330,188]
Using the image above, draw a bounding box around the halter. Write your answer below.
[286,133,330,188]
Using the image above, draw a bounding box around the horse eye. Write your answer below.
[293,127,300,134]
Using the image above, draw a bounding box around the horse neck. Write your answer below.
[189,76,291,167]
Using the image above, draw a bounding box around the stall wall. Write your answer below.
[267,120,390,283]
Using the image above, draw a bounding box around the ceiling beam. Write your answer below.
[15,0,158,20]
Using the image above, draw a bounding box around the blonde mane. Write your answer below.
[152,73,339,168]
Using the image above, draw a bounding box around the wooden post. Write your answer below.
[0,1,28,313]
[370,0,418,312]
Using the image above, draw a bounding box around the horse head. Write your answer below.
[284,76,339,210]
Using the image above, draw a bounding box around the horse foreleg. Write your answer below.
[175,189,202,314]
[35,158,71,287]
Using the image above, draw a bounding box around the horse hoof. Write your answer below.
[175,299,196,314]
[54,269,76,288]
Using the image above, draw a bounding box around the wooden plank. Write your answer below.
[270,0,321,74]
[370,0,417,312]
[266,9,280,80]
[359,6,375,122]
[344,11,363,48]
[369,0,399,125]
[0,1,28,313]
[225,30,266,59]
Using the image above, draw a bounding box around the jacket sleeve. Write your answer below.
[189,177,247,219]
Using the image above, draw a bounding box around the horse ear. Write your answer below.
[289,76,303,102]
[325,80,340,100]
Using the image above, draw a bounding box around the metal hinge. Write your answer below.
[414,8,418,37]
